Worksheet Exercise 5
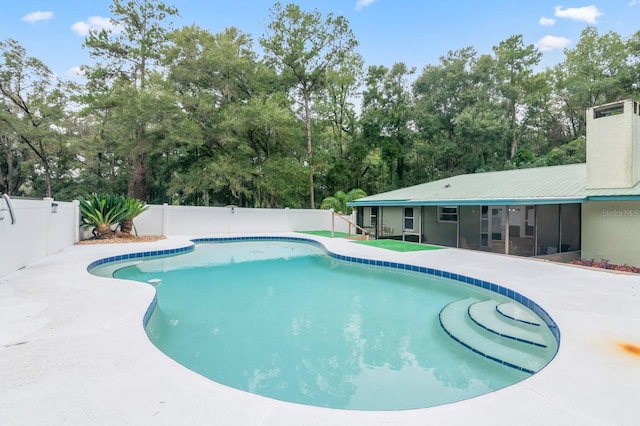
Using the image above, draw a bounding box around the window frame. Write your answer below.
[370,206,378,227]
[438,205,458,223]
[403,207,414,230]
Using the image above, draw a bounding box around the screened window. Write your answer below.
[370,207,378,227]
[404,207,414,230]
[525,205,535,237]
[438,206,458,223]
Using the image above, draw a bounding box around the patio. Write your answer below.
[1,233,639,425]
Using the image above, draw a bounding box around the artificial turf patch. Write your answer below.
[352,239,445,252]
[298,230,353,238]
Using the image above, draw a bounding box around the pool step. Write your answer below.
[439,298,553,374]
[496,302,542,326]
[468,300,547,347]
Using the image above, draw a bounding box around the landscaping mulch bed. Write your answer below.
[76,233,166,245]
[568,259,640,274]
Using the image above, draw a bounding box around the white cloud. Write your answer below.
[355,0,375,11]
[539,16,556,26]
[71,16,123,36]
[71,21,91,36]
[554,5,603,24]
[536,35,571,52]
[66,66,85,78]
[21,11,54,23]
[630,0,638,6]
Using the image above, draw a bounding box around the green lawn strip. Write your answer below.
[298,230,353,238]
[352,239,445,252]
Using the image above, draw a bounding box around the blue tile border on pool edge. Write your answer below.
[86,244,195,272]
[87,235,561,348]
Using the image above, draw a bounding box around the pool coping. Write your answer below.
[2,232,639,425]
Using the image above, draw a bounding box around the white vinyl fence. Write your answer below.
[134,204,355,236]
[0,197,78,277]
[0,197,356,277]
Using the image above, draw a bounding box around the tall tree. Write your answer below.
[0,129,29,195]
[312,53,363,198]
[165,25,306,207]
[82,0,179,200]
[260,2,358,208]
[314,53,363,159]
[553,26,631,138]
[413,47,485,177]
[492,35,545,158]
[0,38,75,197]
[360,63,416,188]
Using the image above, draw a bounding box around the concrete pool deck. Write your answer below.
[1,233,639,425]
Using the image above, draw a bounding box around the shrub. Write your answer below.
[119,198,148,234]
[79,194,130,238]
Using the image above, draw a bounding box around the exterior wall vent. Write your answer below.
[593,102,625,119]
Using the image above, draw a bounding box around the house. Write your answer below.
[349,99,640,267]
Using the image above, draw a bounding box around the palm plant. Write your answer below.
[320,188,367,214]
[79,194,130,238]
[118,197,149,234]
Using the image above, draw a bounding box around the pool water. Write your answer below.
[111,240,544,410]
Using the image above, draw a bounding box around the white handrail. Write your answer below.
[330,210,370,239]
[0,193,16,225]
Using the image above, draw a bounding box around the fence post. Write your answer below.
[351,210,357,235]
[73,200,80,243]
[43,197,54,254]
[285,207,291,232]
[330,209,335,237]
[162,203,169,236]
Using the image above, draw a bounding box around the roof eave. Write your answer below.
[349,197,587,207]
[586,195,640,201]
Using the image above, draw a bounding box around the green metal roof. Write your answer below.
[349,163,640,207]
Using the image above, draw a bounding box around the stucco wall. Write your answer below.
[586,100,640,189]
[582,200,640,267]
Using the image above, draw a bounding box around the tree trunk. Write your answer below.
[0,135,13,194]
[303,91,315,208]
[120,218,134,234]
[128,149,148,200]
[43,161,52,198]
[96,223,112,238]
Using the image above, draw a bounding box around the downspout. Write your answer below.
[534,205,538,256]
[456,206,460,248]
[558,204,563,253]
[505,205,510,255]
[421,206,425,244]
[418,206,423,243]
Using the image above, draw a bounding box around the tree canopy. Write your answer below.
[1,1,636,205]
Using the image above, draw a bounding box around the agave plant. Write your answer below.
[79,194,130,238]
[118,197,148,235]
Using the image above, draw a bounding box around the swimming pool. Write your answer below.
[92,237,559,410]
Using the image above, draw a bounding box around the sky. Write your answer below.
[2,1,640,81]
